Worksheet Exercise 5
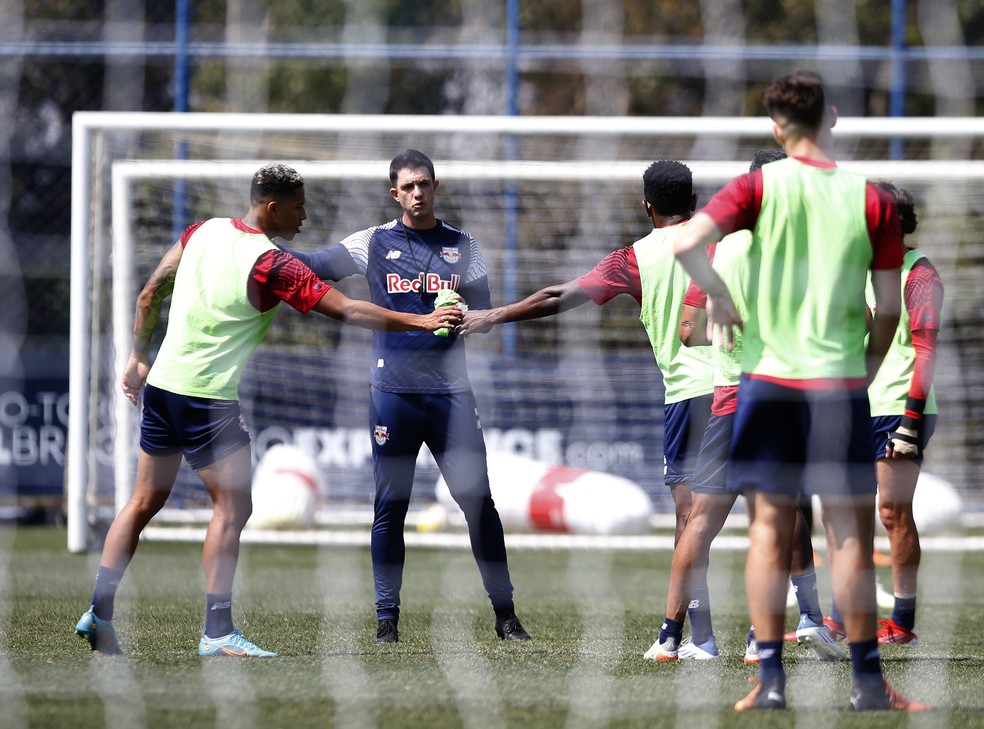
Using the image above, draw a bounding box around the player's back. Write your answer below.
[743,158,872,382]
[635,224,714,404]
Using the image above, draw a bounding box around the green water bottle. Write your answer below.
[433,288,459,337]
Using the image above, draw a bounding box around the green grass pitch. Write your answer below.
[3,524,983,728]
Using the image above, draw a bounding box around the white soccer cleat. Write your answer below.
[795,616,846,661]
[677,635,721,660]
[744,638,761,664]
[643,635,679,662]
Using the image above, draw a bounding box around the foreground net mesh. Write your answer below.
[71,114,984,536]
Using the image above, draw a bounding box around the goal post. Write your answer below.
[68,112,984,553]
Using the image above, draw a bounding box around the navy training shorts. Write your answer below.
[691,411,735,495]
[726,376,876,498]
[663,393,713,488]
[139,383,251,470]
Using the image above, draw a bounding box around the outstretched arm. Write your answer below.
[312,287,462,332]
[122,241,183,404]
[285,242,360,282]
[457,279,590,337]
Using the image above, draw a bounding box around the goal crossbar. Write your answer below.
[71,111,984,138]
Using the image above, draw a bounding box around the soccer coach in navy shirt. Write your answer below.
[288,150,530,644]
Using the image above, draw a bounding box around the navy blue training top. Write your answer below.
[289,219,492,394]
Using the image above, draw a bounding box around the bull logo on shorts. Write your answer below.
[373,425,390,446]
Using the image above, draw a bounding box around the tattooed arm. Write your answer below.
[679,303,710,347]
[122,241,183,404]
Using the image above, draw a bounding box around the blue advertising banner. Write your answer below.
[1,349,69,501]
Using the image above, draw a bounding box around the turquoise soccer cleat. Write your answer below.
[76,609,123,655]
[198,630,277,657]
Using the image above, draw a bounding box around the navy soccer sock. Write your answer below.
[791,571,823,624]
[757,640,785,686]
[90,566,124,621]
[659,617,684,645]
[205,592,234,638]
[892,596,917,631]
[686,584,714,644]
[849,638,884,689]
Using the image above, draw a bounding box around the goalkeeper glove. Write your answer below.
[888,425,920,457]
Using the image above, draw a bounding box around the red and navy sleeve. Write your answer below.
[248,249,331,313]
[577,246,642,305]
[866,186,905,270]
[700,172,762,235]
[179,221,207,248]
[905,258,944,413]
[906,258,944,334]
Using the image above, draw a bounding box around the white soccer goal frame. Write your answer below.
[69,112,984,553]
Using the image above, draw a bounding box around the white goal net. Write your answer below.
[68,112,984,552]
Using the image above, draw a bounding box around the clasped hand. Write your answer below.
[887,425,920,458]
[706,293,743,352]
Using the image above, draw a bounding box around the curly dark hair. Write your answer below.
[750,149,787,172]
[871,179,918,236]
[763,70,827,130]
[250,163,304,205]
[642,160,693,216]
